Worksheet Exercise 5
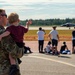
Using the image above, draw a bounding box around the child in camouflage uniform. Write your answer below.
[0,12,32,75]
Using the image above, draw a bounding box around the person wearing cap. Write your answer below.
[48,25,59,55]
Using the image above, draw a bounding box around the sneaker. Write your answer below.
[55,51,60,55]
[67,52,71,55]
[40,51,45,53]
[17,58,22,64]
[9,65,19,75]
[72,51,75,54]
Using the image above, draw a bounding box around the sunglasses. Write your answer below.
[1,14,7,18]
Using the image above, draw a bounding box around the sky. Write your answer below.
[0,0,75,20]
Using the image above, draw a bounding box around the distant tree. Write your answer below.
[20,18,75,26]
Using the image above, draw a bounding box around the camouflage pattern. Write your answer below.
[1,35,25,58]
[0,26,21,75]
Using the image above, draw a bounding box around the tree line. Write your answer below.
[19,18,75,26]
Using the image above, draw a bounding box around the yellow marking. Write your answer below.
[29,56,75,67]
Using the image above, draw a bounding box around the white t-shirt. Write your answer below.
[46,45,51,53]
[49,30,58,40]
[37,31,45,40]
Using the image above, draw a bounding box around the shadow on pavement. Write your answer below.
[58,55,71,58]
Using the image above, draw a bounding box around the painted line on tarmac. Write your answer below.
[28,55,75,68]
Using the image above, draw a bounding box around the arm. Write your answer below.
[66,45,68,50]
[42,29,46,35]
[48,34,51,41]
[50,46,52,50]
[57,34,60,41]
[0,31,10,41]
[25,20,32,29]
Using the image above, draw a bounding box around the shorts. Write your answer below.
[72,40,75,47]
[52,39,58,46]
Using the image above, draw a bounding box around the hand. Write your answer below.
[26,20,32,25]
[28,20,32,25]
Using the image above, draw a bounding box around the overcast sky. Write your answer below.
[0,0,75,20]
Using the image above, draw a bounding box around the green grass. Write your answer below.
[24,30,72,41]
[25,30,72,36]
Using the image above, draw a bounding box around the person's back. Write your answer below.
[72,29,75,54]
[0,26,9,75]
[37,30,45,40]
[6,25,28,44]
[72,30,75,37]
[6,13,28,44]
[37,27,45,53]
[60,44,67,53]
[60,42,71,54]
[48,26,59,55]
[45,41,52,53]
[50,30,58,40]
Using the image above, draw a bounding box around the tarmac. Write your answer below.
[20,41,75,75]
[29,26,74,30]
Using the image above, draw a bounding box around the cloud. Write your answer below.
[1,0,75,6]
[3,0,52,5]
[20,14,51,20]
[20,12,75,20]
[49,0,75,3]
[53,13,75,19]
[0,0,75,20]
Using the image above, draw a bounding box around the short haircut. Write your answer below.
[0,9,5,15]
[63,41,66,45]
[39,27,42,30]
[48,41,51,45]
[8,13,19,24]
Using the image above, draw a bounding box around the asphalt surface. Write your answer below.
[20,41,75,75]
[20,52,75,75]
[29,26,74,30]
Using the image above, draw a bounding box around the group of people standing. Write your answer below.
[37,26,60,55]
[37,25,75,55]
